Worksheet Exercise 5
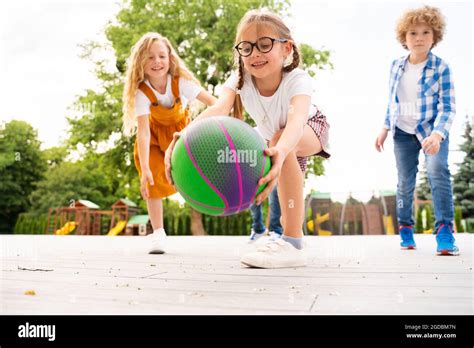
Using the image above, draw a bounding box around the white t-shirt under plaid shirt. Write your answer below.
[223,68,317,141]
[396,59,428,134]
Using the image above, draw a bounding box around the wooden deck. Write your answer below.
[1,234,472,315]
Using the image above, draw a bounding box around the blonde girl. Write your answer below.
[165,10,330,268]
[123,32,216,254]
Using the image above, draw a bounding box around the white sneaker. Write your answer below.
[148,229,167,254]
[267,231,282,242]
[240,239,307,268]
[248,229,268,243]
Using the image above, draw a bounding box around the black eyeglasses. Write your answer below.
[234,37,288,57]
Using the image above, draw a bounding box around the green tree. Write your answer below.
[299,43,333,77]
[415,206,423,234]
[28,158,116,214]
[42,146,69,168]
[453,115,474,219]
[0,120,46,233]
[425,204,434,231]
[454,206,464,232]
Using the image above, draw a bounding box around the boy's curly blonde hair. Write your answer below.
[396,6,446,50]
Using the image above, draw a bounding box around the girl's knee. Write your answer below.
[281,150,300,172]
[283,149,297,161]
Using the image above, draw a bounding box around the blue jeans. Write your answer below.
[394,127,454,230]
[250,186,282,234]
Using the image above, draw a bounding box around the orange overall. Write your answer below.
[134,78,190,198]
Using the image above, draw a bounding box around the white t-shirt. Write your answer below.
[396,59,427,134]
[223,68,316,140]
[253,126,265,141]
[134,74,201,117]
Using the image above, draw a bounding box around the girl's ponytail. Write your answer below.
[232,57,245,120]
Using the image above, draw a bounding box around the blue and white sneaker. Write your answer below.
[399,225,416,250]
[435,224,460,256]
[248,229,267,243]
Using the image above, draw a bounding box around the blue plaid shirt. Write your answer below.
[384,51,455,142]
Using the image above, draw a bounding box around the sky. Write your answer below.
[1,0,472,203]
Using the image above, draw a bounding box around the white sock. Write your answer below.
[153,228,166,235]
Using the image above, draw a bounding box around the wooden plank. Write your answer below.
[0,234,472,315]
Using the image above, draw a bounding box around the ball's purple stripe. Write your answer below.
[182,135,229,211]
[177,182,248,214]
[216,119,243,214]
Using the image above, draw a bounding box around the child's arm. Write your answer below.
[273,95,310,156]
[375,128,389,152]
[256,95,310,204]
[193,87,236,121]
[421,63,455,155]
[136,115,154,198]
[432,63,455,139]
[376,92,392,152]
[195,90,217,107]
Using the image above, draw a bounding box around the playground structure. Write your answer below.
[124,215,153,236]
[55,221,77,235]
[108,198,141,236]
[305,191,398,235]
[43,193,434,237]
[46,199,143,236]
[107,220,127,236]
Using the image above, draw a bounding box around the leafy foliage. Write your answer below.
[0,121,46,233]
[453,116,474,219]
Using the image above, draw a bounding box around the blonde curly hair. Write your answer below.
[396,5,446,50]
[122,32,200,135]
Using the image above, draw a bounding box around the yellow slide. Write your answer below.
[307,213,332,236]
[383,216,395,235]
[55,221,77,235]
[107,220,127,236]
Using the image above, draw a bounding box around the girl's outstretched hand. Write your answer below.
[255,146,285,205]
[164,131,182,186]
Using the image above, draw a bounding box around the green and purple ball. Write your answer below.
[171,116,271,216]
